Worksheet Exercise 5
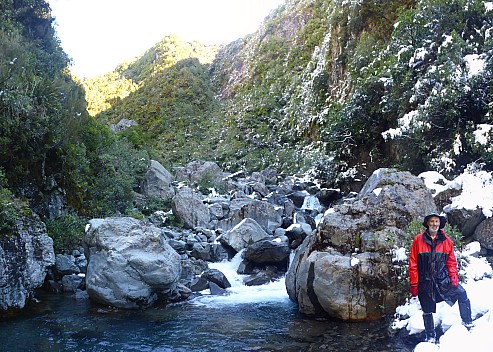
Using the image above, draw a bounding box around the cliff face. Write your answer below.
[209,0,492,184]
[0,214,55,315]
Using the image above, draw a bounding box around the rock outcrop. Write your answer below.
[217,199,282,234]
[473,217,493,251]
[84,217,182,309]
[286,168,437,321]
[174,161,226,189]
[172,186,210,229]
[141,160,176,201]
[218,218,270,253]
[0,215,55,314]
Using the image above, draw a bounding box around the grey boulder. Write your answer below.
[84,217,181,309]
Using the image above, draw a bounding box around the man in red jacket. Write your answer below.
[409,212,473,343]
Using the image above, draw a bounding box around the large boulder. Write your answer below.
[286,168,436,321]
[473,217,493,251]
[84,217,181,309]
[173,161,226,190]
[444,207,485,238]
[141,160,175,201]
[285,220,314,249]
[243,239,291,265]
[217,199,282,234]
[0,215,55,313]
[55,254,80,276]
[218,218,271,253]
[200,269,231,289]
[172,187,210,229]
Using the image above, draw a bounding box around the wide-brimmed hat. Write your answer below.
[422,212,447,229]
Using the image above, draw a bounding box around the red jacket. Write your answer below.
[409,229,458,303]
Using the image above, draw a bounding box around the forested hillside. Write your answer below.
[210,0,492,183]
[82,36,222,169]
[0,0,151,250]
[86,0,493,186]
[2,0,493,250]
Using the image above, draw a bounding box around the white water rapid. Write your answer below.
[190,250,291,308]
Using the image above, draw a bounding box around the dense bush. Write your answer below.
[365,0,493,175]
[45,212,87,253]
[0,0,154,234]
[0,168,18,234]
[79,0,493,185]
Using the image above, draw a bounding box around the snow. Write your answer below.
[351,257,360,267]
[324,207,335,216]
[442,35,453,47]
[301,195,323,212]
[452,134,462,155]
[381,110,418,140]
[419,169,493,218]
[473,124,493,146]
[410,47,428,67]
[464,54,485,78]
[392,247,407,263]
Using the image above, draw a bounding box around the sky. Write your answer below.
[48,0,285,78]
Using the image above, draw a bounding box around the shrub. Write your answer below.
[45,213,87,253]
[0,168,22,234]
[134,196,171,217]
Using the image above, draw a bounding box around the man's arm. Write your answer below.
[409,235,419,285]
[446,238,459,286]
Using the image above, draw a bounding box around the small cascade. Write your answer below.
[190,250,290,307]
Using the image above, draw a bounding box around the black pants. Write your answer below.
[419,284,468,313]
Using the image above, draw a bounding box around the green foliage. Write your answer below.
[83,35,218,117]
[85,41,224,169]
[0,0,79,235]
[0,0,89,198]
[289,0,493,183]
[3,0,493,260]
[134,196,170,217]
[0,168,19,233]
[403,219,423,248]
[372,0,493,174]
[0,0,153,226]
[82,127,150,217]
[79,0,493,185]
[83,67,138,117]
[209,0,333,172]
[444,222,465,252]
[45,212,86,253]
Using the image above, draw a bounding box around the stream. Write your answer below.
[0,256,415,352]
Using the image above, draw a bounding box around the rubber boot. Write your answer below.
[459,299,474,330]
[423,312,436,343]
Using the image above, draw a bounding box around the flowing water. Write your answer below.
[0,256,415,352]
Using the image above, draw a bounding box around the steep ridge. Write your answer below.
[85,0,493,189]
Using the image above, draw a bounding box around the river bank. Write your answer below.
[0,284,413,352]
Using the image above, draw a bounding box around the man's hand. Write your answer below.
[450,275,459,287]
[410,284,418,297]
